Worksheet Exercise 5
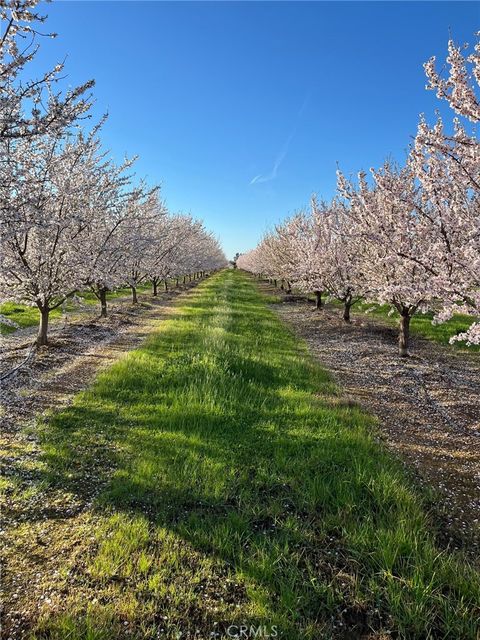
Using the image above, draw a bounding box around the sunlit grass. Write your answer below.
[0,283,153,334]
[323,298,479,351]
[27,271,479,638]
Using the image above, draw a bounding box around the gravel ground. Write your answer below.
[274,295,480,556]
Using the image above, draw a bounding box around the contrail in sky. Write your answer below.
[250,93,310,186]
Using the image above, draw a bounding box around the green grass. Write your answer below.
[0,283,153,335]
[325,299,479,351]
[21,270,479,638]
[0,300,60,333]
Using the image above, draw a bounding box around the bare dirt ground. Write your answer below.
[272,290,480,557]
[0,281,201,639]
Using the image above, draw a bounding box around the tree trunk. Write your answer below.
[286,281,292,294]
[152,279,158,296]
[399,313,410,357]
[164,280,168,292]
[314,290,322,310]
[99,287,108,318]
[176,278,179,287]
[343,300,352,323]
[131,285,138,304]
[274,279,277,288]
[37,306,49,347]
[183,275,186,284]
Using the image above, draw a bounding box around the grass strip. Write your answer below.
[29,270,479,639]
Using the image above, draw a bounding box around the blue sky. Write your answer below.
[33,1,478,258]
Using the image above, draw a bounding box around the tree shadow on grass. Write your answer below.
[17,273,480,639]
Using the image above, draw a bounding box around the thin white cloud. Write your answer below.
[250,93,310,186]
[250,146,289,185]
[250,129,294,185]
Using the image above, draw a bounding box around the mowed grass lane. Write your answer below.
[32,270,479,639]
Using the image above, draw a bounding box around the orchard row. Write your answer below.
[0,1,226,346]
[238,35,479,356]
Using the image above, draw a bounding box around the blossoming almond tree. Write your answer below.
[424,34,480,122]
[238,198,364,319]
[0,130,96,345]
[195,232,227,274]
[175,223,226,281]
[0,127,117,345]
[147,215,178,295]
[0,0,94,141]
[236,248,262,275]
[83,162,161,316]
[115,190,164,304]
[277,211,328,304]
[405,121,479,344]
[147,215,205,294]
[236,216,318,298]
[239,35,479,353]
[251,223,301,293]
[310,197,365,322]
[409,34,480,345]
[337,164,434,356]
[0,0,227,345]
